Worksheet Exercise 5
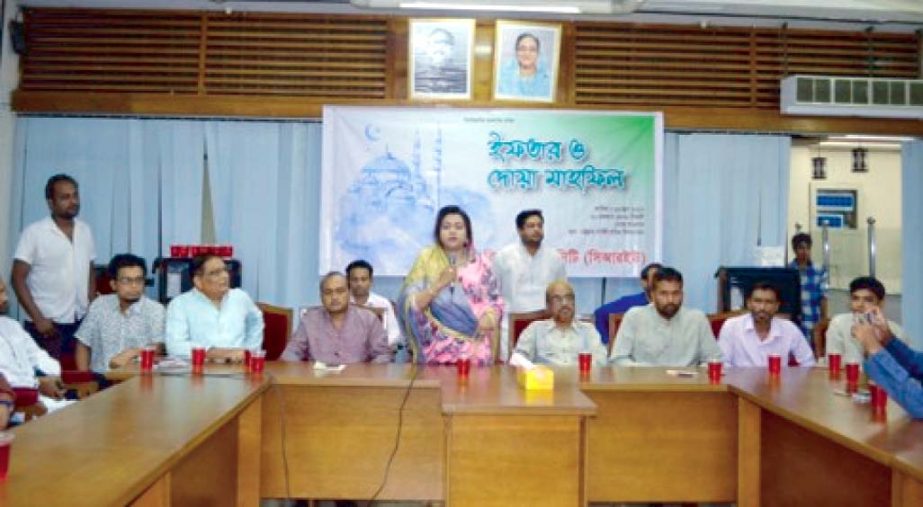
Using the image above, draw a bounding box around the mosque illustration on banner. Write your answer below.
[335,127,494,273]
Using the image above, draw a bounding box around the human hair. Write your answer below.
[849,276,886,301]
[515,32,540,52]
[544,279,574,303]
[791,232,813,250]
[345,259,374,278]
[428,27,455,45]
[107,253,147,279]
[640,262,663,281]
[191,254,223,277]
[319,271,347,293]
[747,281,781,302]
[433,205,473,247]
[515,209,543,230]
[45,173,78,200]
[652,266,683,289]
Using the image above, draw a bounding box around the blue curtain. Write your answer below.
[662,133,792,312]
[902,141,923,347]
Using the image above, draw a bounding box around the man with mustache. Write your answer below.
[717,282,815,367]
[512,279,606,366]
[11,174,97,360]
[611,267,721,366]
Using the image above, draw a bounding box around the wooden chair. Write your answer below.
[813,317,831,360]
[257,302,293,361]
[606,313,625,355]
[507,310,551,357]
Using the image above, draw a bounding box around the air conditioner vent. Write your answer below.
[781,75,923,119]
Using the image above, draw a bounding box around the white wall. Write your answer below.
[0,1,21,280]
[788,144,903,295]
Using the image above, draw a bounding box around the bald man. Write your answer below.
[513,280,607,367]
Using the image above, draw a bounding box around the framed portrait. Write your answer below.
[493,20,562,103]
[409,18,475,100]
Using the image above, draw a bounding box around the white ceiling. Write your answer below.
[14,0,923,31]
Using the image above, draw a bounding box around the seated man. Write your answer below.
[166,254,264,363]
[0,278,70,415]
[76,254,165,372]
[854,310,923,418]
[281,272,392,364]
[611,267,722,367]
[593,262,661,344]
[513,280,607,367]
[718,282,815,367]
[346,260,403,352]
[826,276,906,364]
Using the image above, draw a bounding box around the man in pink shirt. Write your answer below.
[718,282,815,368]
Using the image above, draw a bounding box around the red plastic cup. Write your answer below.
[768,353,782,375]
[140,347,156,372]
[250,350,266,374]
[456,358,471,378]
[578,352,592,374]
[191,347,206,372]
[0,432,13,480]
[870,383,888,412]
[828,353,842,375]
[708,361,723,383]
[845,362,860,384]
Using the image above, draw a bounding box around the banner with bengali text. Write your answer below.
[320,106,662,277]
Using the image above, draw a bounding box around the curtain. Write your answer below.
[662,133,792,312]
[902,140,923,347]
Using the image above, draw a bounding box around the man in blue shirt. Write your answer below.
[788,232,828,343]
[593,262,661,344]
[854,308,923,418]
[165,254,264,363]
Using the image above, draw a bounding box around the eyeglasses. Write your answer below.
[116,276,146,286]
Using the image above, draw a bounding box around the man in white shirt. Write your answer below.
[493,209,567,361]
[0,278,71,416]
[826,276,907,364]
[346,260,404,355]
[611,267,722,367]
[718,282,815,368]
[11,174,96,360]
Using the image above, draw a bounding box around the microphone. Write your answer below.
[448,254,457,295]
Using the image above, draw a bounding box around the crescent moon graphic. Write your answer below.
[365,124,381,142]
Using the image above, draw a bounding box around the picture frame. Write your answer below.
[409,18,476,100]
[493,19,562,103]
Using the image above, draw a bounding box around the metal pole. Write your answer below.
[867,216,877,278]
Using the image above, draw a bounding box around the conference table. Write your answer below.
[3,362,923,506]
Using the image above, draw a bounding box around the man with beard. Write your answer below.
[513,280,606,367]
[75,254,165,372]
[12,174,97,360]
[593,262,662,344]
[611,267,721,366]
[493,209,566,361]
[717,282,815,367]
[282,272,392,364]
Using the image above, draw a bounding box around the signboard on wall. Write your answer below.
[319,106,663,277]
[815,188,858,229]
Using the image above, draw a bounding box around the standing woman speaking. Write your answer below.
[399,206,504,365]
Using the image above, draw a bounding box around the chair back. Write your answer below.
[813,317,831,359]
[607,313,625,355]
[257,302,293,361]
[508,310,551,354]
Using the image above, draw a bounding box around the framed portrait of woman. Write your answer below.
[493,20,562,103]
[409,18,475,100]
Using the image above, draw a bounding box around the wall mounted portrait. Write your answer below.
[409,18,475,100]
[493,20,562,103]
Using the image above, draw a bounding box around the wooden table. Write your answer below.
[0,373,267,507]
[9,363,923,506]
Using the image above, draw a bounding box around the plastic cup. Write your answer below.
[708,361,723,383]
[140,346,156,372]
[846,362,860,384]
[0,432,14,480]
[828,353,842,376]
[768,353,782,375]
[250,350,266,374]
[456,358,471,378]
[578,352,592,375]
[870,383,888,412]
[191,347,206,373]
